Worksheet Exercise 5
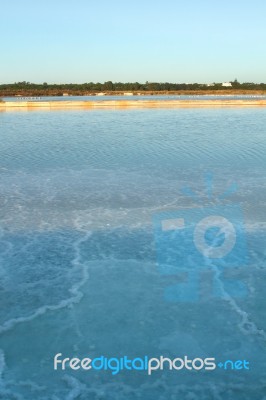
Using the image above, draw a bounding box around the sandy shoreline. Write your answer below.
[1,99,266,110]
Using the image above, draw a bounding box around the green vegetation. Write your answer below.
[0,80,266,97]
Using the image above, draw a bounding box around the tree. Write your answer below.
[103,81,113,91]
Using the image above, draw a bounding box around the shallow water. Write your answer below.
[0,108,266,399]
[3,94,266,102]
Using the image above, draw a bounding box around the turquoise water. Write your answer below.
[0,108,266,399]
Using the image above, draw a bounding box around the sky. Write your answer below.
[1,0,266,84]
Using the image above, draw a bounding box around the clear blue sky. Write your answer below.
[1,0,266,84]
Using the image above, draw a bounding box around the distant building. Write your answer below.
[96,92,106,96]
[123,92,134,96]
[222,82,232,87]
[63,93,69,96]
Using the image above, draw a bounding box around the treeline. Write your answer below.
[1,80,266,96]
